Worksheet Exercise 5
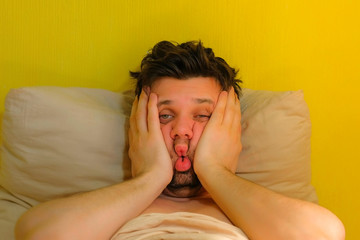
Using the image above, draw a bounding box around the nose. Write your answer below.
[170,117,194,140]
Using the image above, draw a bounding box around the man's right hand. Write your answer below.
[128,90,173,184]
[15,90,174,240]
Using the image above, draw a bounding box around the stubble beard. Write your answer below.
[162,153,203,198]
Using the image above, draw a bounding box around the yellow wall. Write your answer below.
[1,0,359,238]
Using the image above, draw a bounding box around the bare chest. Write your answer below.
[141,195,232,224]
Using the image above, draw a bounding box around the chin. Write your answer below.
[162,185,203,198]
[162,167,203,198]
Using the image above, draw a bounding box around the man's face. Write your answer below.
[150,76,222,198]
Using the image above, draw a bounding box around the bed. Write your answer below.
[0,86,318,239]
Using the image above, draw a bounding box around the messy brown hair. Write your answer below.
[130,41,242,98]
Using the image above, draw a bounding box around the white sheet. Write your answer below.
[111,212,249,240]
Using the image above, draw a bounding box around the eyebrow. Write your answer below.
[194,98,214,104]
[157,98,214,107]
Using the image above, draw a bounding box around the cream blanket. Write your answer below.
[111,212,248,240]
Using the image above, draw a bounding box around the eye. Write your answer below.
[159,114,174,124]
[160,114,172,119]
[195,114,211,122]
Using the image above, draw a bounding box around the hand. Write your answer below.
[128,90,173,184]
[194,87,242,175]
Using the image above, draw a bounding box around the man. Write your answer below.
[15,41,345,240]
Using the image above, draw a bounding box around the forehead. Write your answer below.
[150,77,222,105]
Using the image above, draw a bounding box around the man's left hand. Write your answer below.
[194,87,242,175]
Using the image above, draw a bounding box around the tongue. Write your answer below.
[175,156,191,172]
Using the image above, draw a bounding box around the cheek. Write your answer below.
[160,124,173,150]
[190,122,207,147]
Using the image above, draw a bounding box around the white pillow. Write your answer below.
[0,86,317,206]
[0,87,132,205]
[237,89,317,202]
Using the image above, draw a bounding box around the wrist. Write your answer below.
[135,169,172,193]
[196,164,232,189]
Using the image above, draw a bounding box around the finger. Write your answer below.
[129,96,139,132]
[147,93,161,133]
[235,96,242,122]
[208,91,228,127]
[230,91,241,126]
[223,87,237,127]
[136,90,149,132]
[233,97,242,136]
